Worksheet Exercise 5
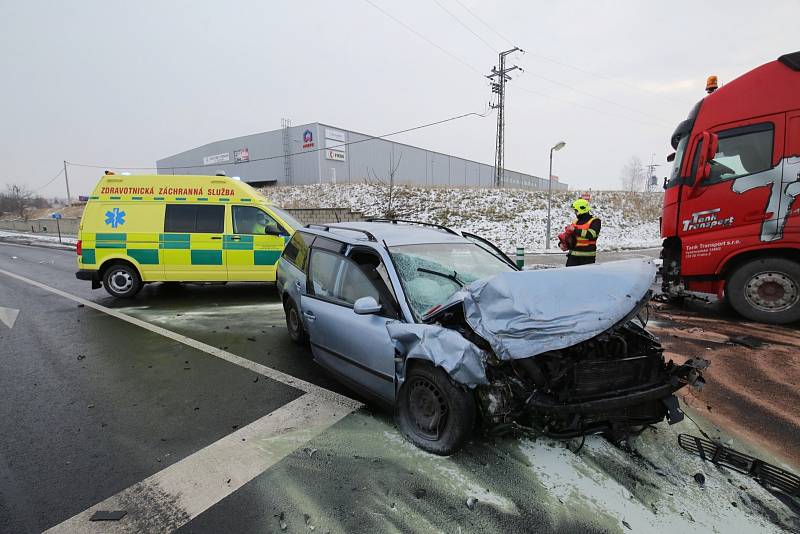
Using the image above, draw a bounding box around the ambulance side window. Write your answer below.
[165,205,224,233]
[233,206,287,236]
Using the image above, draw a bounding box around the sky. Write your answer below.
[0,0,797,198]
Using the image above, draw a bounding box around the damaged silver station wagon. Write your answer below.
[277,220,707,455]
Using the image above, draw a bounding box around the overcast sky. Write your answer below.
[1,0,797,197]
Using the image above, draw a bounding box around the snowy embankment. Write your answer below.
[0,230,77,250]
[265,184,663,253]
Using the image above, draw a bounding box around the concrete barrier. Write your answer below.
[0,207,364,237]
[0,218,80,235]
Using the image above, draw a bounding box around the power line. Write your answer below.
[515,84,669,130]
[66,109,494,171]
[520,70,673,125]
[451,0,693,106]
[33,167,65,191]
[451,0,516,47]
[362,0,484,76]
[431,0,497,52]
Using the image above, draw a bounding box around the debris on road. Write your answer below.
[89,510,127,521]
[679,434,800,498]
[693,473,706,485]
[466,497,478,510]
[413,488,427,499]
[729,335,765,349]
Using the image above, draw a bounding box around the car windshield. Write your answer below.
[390,242,516,318]
[269,206,303,230]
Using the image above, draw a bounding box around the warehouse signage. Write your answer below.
[326,149,346,162]
[324,129,346,161]
[203,152,230,165]
[234,148,250,163]
[302,130,315,148]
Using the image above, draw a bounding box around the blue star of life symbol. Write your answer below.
[104,207,126,228]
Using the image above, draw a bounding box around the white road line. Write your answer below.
[45,393,352,533]
[0,267,360,409]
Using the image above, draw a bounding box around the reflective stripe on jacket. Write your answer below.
[569,215,601,256]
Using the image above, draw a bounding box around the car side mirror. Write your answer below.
[354,296,382,315]
[693,131,719,185]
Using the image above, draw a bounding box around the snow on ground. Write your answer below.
[265,184,663,253]
[0,230,77,249]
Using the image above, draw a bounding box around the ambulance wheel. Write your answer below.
[103,263,142,298]
[727,257,800,324]
[284,298,307,344]
[396,362,475,456]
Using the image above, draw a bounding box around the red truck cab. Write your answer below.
[661,52,800,324]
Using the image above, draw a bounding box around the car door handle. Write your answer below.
[210,236,222,240]
[230,236,241,241]
[303,311,316,321]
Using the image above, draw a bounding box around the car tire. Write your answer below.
[726,257,800,324]
[102,263,142,298]
[284,298,307,344]
[396,362,476,455]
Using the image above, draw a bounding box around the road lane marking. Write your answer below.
[44,393,353,533]
[0,267,361,410]
[0,306,19,328]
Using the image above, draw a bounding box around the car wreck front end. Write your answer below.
[388,259,707,447]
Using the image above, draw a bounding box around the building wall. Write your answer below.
[157,122,569,191]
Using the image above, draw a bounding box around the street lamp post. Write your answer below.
[545,141,566,250]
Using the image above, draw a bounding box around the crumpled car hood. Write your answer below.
[432,258,657,361]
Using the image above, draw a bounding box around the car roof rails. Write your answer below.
[365,218,459,235]
[305,223,377,242]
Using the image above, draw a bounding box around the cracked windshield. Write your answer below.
[391,242,514,316]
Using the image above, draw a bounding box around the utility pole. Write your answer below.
[644,153,660,193]
[488,47,522,188]
[63,160,72,205]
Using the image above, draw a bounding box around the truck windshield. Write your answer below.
[390,242,515,318]
[665,135,689,189]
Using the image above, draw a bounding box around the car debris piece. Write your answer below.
[466,497,478,510]
[89,510,127,521]
[679,434,800,497]
[693,473,706,485]
[729,335,764,349]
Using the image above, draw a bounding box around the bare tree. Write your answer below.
[620,156,645,192]
[368,152,403,218]
[0,184,35,219]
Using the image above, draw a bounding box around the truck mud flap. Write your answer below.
[678,433,800,498]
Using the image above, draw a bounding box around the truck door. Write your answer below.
[678,115,785,275]
[226,205,290,281]
[781,111,800,242]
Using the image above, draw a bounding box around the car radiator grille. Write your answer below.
[572,355,659,399]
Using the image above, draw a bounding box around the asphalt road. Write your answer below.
[0,242,796,534]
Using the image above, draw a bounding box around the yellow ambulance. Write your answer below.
[75,174,301,298]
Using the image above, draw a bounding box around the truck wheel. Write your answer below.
[396,363,475,455]
[103,263,142,298]
[284,299,307,344]
[727,258,800,324]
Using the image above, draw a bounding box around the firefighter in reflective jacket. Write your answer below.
[564,198,601,267]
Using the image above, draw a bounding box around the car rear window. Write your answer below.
[282,231,314,268]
